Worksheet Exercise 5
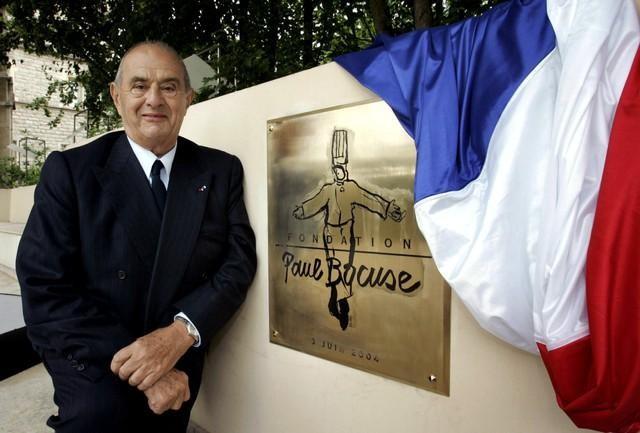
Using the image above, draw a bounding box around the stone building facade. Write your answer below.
[5,48,87,163]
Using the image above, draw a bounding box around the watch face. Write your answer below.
[176,317,197,341]
[186,324,198,341]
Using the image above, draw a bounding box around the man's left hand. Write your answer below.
[110,321,194,391]
[144,368,191,415]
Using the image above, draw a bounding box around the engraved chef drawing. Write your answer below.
[293,129,405,330]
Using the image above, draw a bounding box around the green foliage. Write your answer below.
[0,146,46,188]
[1,0,501,132]
[3,0,229,133]
[193,0,380,100]
[443,0,504,24]
[0,157,25,188]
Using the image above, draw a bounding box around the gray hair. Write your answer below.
[114,41,191,90]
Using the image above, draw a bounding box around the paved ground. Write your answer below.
[0,266,20,296]
[0,264,52,433]
[0,364,55,433]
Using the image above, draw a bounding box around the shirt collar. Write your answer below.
[127,136,177,186]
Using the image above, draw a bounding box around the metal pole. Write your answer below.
[22,138,28,169]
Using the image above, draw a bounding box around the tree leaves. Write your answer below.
[1,0,501,134]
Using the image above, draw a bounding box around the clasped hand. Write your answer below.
[110,322,194,413]
[143,368,190,415]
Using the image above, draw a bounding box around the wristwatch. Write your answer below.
[174,316,199,345]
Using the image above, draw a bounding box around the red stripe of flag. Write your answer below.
[540,44,640,433]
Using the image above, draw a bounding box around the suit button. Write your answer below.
[66,354,73,361]
[201,272,208,280]
[117,270,127,280]
[70,359,78,368]
[77,363,85,372]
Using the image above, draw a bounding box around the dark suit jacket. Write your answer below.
[16,131,257,382]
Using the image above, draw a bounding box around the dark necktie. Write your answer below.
[150,160,167,214]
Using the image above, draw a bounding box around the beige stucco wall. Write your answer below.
[0,189,10,221]
[181,62,593,433]
[0,186,33,224]
[5,185,35,224]
[0,186,29,270]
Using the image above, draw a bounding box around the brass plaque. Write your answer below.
[267,101,450,395]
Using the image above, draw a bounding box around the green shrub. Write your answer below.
[0,152,45,188]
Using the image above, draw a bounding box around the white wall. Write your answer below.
[181,62,592,433]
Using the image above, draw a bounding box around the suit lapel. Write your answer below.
[93,134,162,273]
[145,138,211,328]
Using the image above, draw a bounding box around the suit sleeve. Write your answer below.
[17,152,134,381]
[173,155,257,347]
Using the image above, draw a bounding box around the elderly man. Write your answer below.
[16,41,256,432]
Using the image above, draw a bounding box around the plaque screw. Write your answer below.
[268,125,274,132]
[428,374,437,383]
[272,330,279,338]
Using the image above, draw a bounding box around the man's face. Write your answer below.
[110,45,193,155]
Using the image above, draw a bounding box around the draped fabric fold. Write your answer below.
[335,0,640,430]
[541,48,640,432]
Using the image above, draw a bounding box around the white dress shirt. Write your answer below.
[127,137,176,189]
[127,137,201,347]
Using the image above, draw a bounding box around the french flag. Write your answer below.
[335,0,640,431]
